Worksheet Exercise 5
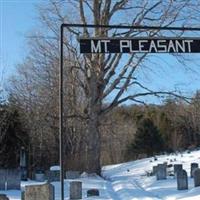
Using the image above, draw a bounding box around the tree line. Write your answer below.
[1,92,200,174]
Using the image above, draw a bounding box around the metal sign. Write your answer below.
[80,38,200,53]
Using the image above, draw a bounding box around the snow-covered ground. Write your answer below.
[1,149,200,200]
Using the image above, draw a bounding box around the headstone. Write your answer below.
[194,168,200,187]
[7,169,21,190]
[70,181,82,200]
[35,173,45,182]
[25,183,54,200]
[156,164,167,180]
[174,164,183,177]
[87,189,99,197]
[0,170,6,190]
[66,171,80,179]
[46,171,60,182]
[20,147,28,181]
[191,163,199,178]
[0,194,9,200]
[177,170,188,190]
[152,166,158,175]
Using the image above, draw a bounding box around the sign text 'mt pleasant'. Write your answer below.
[79,38,200,53]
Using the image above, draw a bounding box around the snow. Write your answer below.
[50,166,60,171]
[1,150,200,199]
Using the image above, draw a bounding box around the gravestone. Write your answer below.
[35,173,45,182]
[0,194,9,200]
[25,183,54,200]
[0,170,6,190]
[87,189,99,197]
[193,168,200,187]
[20,147,28,181]
[46,171,60,182]
[177,170,188,190]
[66,171,80,179]
[152,166,158,175]
[191,163,199,178]
[7,169,21,190]
[174,164,183,177]
[70,181,82,200]
[156,164,167,180]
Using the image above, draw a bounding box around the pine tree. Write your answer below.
[130,118,164,157]
[0,105,29,168]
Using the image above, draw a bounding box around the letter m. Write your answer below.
[91,40,101,53]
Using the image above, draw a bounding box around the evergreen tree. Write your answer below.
[129,118,164,157]
[0,105,29,168]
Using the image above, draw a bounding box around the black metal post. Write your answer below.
[60,24,64,200]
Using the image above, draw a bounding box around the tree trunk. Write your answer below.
[84,62,102,174]
[85,112,101,174]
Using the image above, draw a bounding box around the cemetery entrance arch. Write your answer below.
[59,23,200,200]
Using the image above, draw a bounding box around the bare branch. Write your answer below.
[79,0,89,36]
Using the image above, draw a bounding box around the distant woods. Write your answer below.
[1,94,200,171]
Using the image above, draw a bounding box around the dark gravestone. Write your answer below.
[191,163,199,178]
[0,170,6,190]
[0,194,9,200]
[20,147,28,181]
[46,171,60,182]
[25,183,54,200]
[177,170,188,190]
[156,164,167,180]
[174,164,183,178]
[87,189,99,197]
[7,169,21,190]
[152,166,158,176]
[66,171,80,179]
[194,168,200,187]
[70,181,82,200]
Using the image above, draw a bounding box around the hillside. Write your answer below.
[2,149,200,199]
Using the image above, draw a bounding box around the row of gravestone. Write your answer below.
[20,182,99,200]
[34,170,81,182]
[153,162,200,190]
[0,169,21,190]
[152,162,199,178]
[176,168,200,190]
[0,169,82,191]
